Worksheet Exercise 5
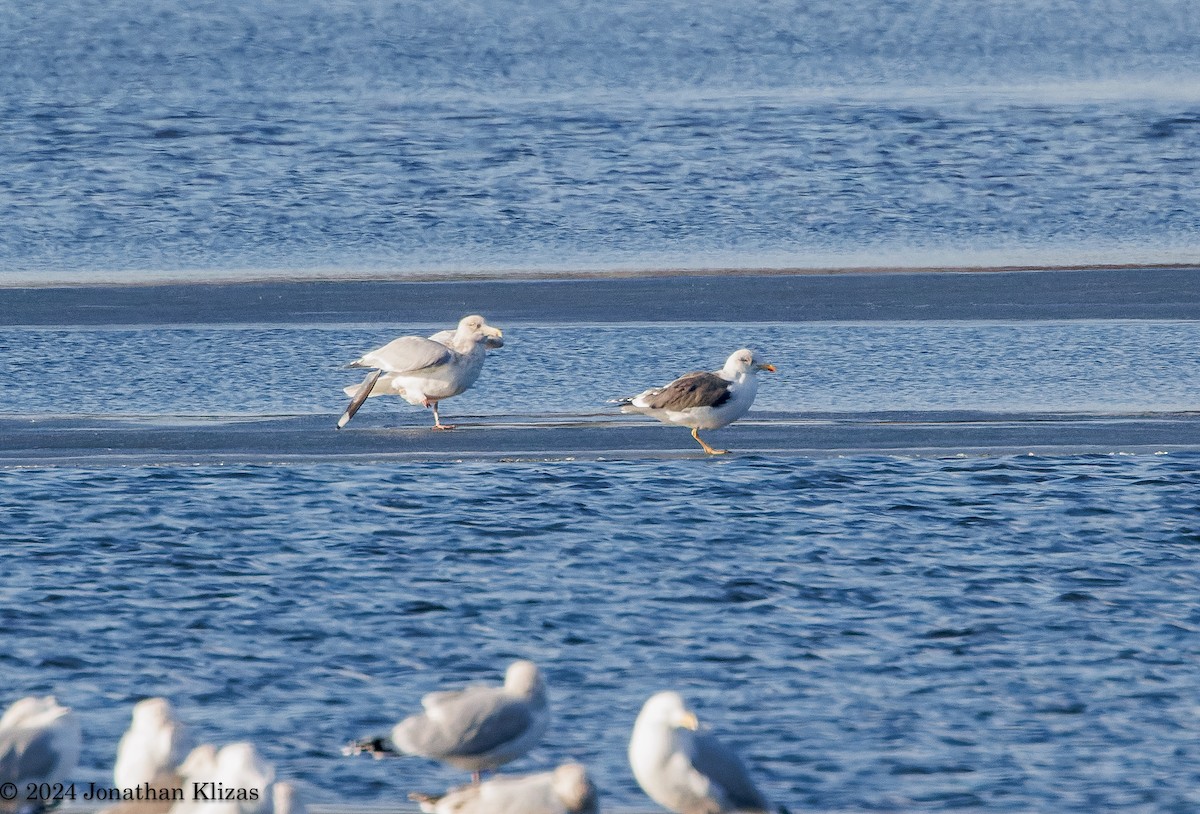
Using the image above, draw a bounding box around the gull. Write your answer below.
[344,660,549,783]
[270,782,305,814]
[113,698,194,790]
[107,742,299,814]
[410,762,598,814]
[169,742,274,814]
[167,744,217,808]
[629,692,787,814]
[177,743,218,779]
[617,349,776,454]
[0,696,82,814]
[337,315,504,430]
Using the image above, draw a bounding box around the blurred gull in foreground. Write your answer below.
[629,691,787,814]
[617,349,775,454]
[114,698,194,790]
[345,660,548,782]
[170,742,274,814]
[337,314,504,430]
[410,762,597,814]
[0,696,82,814]
[269,781,305,814]
[100,701,300,814]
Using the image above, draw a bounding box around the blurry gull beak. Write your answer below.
[676,711,700,731]
[758,363,776,372]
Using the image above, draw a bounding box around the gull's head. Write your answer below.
[504,659,546,699]
[457,314,504,346]
[724,349,775,376]
[552,763,598,813]
[216,742,260,773]
[131,697,175,728]
[179,744,219,780]
[637,691,700,731]
[215,742,275,796]
[0,695,73,730]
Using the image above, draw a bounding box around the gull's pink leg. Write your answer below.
[430,402,456,430]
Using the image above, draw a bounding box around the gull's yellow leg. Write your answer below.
[692,427,728,455]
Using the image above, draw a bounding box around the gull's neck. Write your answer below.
[447,330,487,354]
[720,365,751,383]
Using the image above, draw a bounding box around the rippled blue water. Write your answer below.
[2,321,1199,419]
[4,454,1199,811]
[1,0,1199,280]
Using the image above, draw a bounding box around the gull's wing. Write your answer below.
[686,730,772,812]
[0,724,72,786]
[641,371,732,411]
[352,336,454,373]
[394,689,536,759]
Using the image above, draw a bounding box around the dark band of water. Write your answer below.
[2,267,1200,326]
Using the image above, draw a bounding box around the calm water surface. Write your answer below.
[1,0,1199,280]
[2,321,1199,419]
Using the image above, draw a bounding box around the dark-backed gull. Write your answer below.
[618,348,775,454]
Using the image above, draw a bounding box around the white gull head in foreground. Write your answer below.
[114,697,194,789]
[344,660,549,783]
[629,691,786,814]
[337,314,504,430]
[0,696,82,814]
[410,762,598,814]
[618,348,776,454]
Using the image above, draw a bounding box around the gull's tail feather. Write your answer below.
[341,735,395,759]
[337,369,382,429]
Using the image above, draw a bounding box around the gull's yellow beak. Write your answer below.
[488,326,503,338]
[758,363,776,372]
[675,711,699,731]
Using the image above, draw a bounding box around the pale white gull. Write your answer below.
[169,742,274,814]
[169,744,218,806]
[617,349,775,454]
[114,698,194,789]
[0,696,82,814]
[270,781,305,814]
[629,691,787,814]
[106,741,298,814]
[176,744,219,792]
[337,314,504,430]
[410,762,597,814]
[344,660,549,782]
